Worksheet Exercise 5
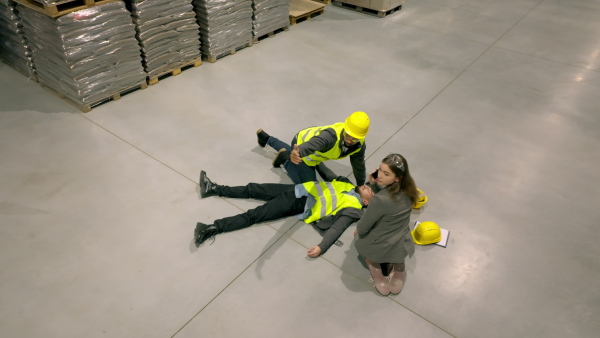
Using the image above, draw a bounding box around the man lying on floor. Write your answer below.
[195,170,375,257]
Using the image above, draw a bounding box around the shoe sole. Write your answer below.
[389,287,403,295]
[194,223,203,248]
[194,222,202,240]
[272,148,287,167]
[372,278,391,296]
[257,128,267,148]
[389,270,405,294]
[199,170,207,198]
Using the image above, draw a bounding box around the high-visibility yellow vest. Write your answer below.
[302,180,363,224]
[296,123,365,167]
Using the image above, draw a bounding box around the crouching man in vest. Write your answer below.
[195,170,375,257]
[256,111,370,186]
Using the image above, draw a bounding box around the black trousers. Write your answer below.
[213,183,307,233]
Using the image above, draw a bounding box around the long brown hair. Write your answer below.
[381,154,419,206]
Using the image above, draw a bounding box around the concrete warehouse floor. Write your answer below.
[1,0,599,337]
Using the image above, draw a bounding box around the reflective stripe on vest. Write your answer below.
[301,127,323,143]
[296,123,364,167]
[302,180,362,224]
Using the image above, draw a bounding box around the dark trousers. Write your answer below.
[267,135,332,184]
[214,183,307,233]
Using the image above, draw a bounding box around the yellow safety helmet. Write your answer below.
[411,221,442,245]
[344,111,370,139]
[413,188,428,209]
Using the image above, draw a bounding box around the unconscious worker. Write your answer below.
[195,170,375,257]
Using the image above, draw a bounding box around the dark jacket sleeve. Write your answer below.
[315,208,362,253]
[367,182,382,193]
[350,143,366,186]
[297,128,337,157]
[315,163,339,182]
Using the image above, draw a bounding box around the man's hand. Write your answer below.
[290,144,302,164]
[353,229,358,236]
[307,246,322,258]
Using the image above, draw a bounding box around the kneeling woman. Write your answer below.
[354,153,419,295]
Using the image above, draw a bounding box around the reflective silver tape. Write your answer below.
[325,182,338,213]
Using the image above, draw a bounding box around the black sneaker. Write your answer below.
[194,222,219,247]
[272,148,289,167]
[256,129,270,148]
[199,170,218,198]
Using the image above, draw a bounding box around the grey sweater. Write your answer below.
[355,185,415,263]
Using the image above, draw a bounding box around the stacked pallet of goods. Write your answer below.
[333,0,404,18]
[0,0,36,79]
[289,0,324,25]
[16,0,146,111]
[192,0,253,62]
[252,0,289,42]
[125,0,202,85]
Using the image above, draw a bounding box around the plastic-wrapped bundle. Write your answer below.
[32,0,56,5]
[0,0,36,79]
[192,0,253,57]
[126,0,200,78]
[252,0,289,38]
[30,0,57,5]
[17,1,145,106]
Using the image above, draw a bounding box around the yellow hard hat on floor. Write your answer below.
[411,221,442,245]
[344,111,370,139]
[413,188,428,209]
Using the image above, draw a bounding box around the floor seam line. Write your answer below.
[393,21,491,48]
[315,255,457,337]
[169,229,293,338]
[490,0,545,49]
[258,221,458,338]
[366,1,544,160]
[489,45,600,73]
[77,114,197,184]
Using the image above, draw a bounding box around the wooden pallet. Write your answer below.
[290,0,326,25]
[290,8,325,25]
[147,57,202,86]
[39,80,147,112]
[252,25,289,44]
[332,1,402,18]
[203,40,253,63]
[13,0,118,18]
[309,0,332,4]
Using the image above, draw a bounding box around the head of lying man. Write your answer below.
[355,185,376,206]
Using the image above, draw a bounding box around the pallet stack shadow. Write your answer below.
[124,0,201,85]
[252,0,289,42]
[192,0,253,63]
[16,0,146,112]
[0,0,36,80]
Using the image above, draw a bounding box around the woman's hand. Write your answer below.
[353,228,358,236]
[307,246,322,258]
